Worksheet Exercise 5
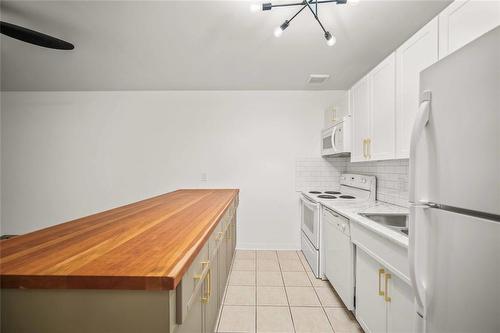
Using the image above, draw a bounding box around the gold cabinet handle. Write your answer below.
[378,268,385,296]
[384,273,392,302]
[193,260,209,281]
[202,267,211,304]
[367,138,371,159]
[362,139,367,158]
[207,267,211,299]
[216,231,223,241]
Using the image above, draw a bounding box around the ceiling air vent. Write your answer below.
[308,74,330,84]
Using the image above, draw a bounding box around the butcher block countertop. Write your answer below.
[0,189,239,291]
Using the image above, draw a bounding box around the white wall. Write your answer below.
[1,90,347,249]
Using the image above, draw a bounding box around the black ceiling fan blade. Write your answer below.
[0,21,74,50]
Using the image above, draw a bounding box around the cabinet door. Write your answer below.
[177,282,204,333]
[439,0,500,59]
[370,52,396,161]
[204,256,220,333]
[218,230,228,306]
[226,222,234,270]
[386,273,414,333]
[350,75,370,162]
[355,249,387,333]
[395,18,438,158]
[227,218,236,265]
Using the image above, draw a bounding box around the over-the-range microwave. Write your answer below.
[321,115,351,157]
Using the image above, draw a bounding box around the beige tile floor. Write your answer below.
[216,250,364,333]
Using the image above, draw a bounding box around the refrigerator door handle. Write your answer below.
[409,205,427,316]
[409,91,431,203]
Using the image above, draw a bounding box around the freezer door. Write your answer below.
[413,27,500,215]
[411,205,500,333]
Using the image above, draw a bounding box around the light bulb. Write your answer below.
[325,32,336,46]
[250,3,260,12]
[274,26,284,38]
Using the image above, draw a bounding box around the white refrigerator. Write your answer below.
[409,27,500,333]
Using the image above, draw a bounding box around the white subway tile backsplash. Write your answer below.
[295,157,409,207]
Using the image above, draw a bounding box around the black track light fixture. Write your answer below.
[251,0,360,46]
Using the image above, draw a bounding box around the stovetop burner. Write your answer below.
[318,195,337,199]
[308,191,322,194]
[324,191,341,195]
[339,195,355,199]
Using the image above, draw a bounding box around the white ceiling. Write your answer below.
[0,0,450,91]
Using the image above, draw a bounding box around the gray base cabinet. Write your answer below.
[205,253,220,333]
[177,284,204,333]
[176,203,238,333]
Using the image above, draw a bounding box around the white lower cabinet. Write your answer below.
[386,270,414,333]
[355,248,387,333]
[355,248,414,333]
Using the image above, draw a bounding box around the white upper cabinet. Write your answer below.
[395,18,439,159]
[350,75,371,162]
[351,53,396,163]
[347,0,498,162]
[439,0,500,59]
[370,53,396,161]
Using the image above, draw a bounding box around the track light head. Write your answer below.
[325,31,336,46]
[263,3,272,11]
[274,20,289,37]
[280,20,290,31]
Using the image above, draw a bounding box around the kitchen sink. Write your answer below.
[358,213,409,237]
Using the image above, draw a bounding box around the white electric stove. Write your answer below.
[300,174,376,279]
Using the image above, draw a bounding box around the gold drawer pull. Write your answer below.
[385,273,392,302]
[193,260,209,281]
[378,268,385,296]
[206,267,212,303]
[201,267,211,304]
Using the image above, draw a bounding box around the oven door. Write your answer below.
[300,195,320,249]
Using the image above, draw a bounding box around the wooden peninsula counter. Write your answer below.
[1,189,239,333]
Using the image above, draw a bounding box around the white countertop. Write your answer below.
[319,199,409,248]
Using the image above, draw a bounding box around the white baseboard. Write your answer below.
[236,242,300,251]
